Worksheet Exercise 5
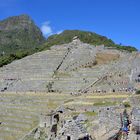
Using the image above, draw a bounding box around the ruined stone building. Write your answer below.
[39,107,93,140]
[56,119,91,140]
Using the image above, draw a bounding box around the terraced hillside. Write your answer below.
[0,38,139,94]
[0,92,71,140]
[0,39,95,92]
[1,92,140,140]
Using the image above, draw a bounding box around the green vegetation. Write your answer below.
[0,15,45,54]
[71,112,80,117]
[123,102,131,108]
[0,51,29,67]
[0,42,51,67]
[84,111,97,116]
[136,90,140,94]
[47,30,137,52]
[0,14,45,67]
[93,101,117,106]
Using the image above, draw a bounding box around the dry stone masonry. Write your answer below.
[37,107,93,140]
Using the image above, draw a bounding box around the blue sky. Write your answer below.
[0,0,140,49]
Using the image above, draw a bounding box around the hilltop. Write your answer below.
[47,30,137,52]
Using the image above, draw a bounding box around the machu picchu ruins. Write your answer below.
[0,13,140,140]
[0,37,139,94]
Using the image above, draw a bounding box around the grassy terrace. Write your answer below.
[64,93,131,106]
[0,92,138,140]
[0,92,71,140]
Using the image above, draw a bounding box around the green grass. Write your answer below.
[123,102,131,108]
[70,112,80,116]
[93,101,117,106]
[84,111,97,116]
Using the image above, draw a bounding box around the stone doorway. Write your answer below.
[67,136,71,140]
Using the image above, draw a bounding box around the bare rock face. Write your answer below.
[0,14,45,54]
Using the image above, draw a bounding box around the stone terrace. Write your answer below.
[0,39,139,94]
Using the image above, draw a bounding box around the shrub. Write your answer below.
[123,102,131,108]
[136,90,140,94]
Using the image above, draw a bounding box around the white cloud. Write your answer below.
[41,21,63,37]
[41,21,53,36]
[56,30,63,35]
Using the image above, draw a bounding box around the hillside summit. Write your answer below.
[0,37,139,94]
